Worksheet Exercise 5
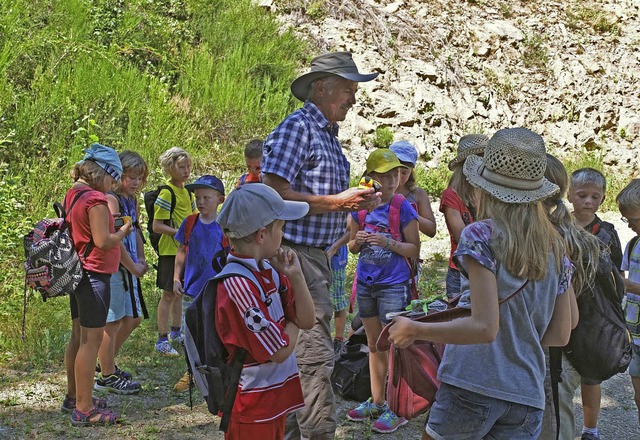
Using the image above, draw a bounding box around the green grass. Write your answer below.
[0,0,305,370]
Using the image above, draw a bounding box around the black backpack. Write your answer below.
[143,185,176,255]
[331,328,372,402]
[563,227,632,381]
[182,261,280,432]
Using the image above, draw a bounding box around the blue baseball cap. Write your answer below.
[389,141,418,166]
[82,143,123,181]
[185,175,225,195]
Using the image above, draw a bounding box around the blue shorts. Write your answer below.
[426,383,543,440]
[356,281,410,323]
[107,268,143,323]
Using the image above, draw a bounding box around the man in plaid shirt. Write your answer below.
[263,52,380,440]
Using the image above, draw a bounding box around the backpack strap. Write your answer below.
[389,193,405,241]
[212,260,279,431]
[184,213,200,247]
[627,235,640,268]
[159,185,177,226]
[60,189,95,259]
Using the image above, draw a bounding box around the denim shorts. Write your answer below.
[445,267,461,299]
[426,383,543,440]
[107,268,143,323]
[356,281,410,323]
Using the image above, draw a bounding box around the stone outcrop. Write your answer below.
[265,0,640,176]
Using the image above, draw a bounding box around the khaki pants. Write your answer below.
[282,241,336,440]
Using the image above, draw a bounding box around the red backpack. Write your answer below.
[349,194,419,312]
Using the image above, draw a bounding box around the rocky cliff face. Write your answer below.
[262,0,639,176]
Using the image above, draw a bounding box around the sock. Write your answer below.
[170,327,181,337]
[157,334,168,342]
[334,336,344,341]
[582,427,598,436]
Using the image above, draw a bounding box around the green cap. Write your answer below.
[366,149,408,174]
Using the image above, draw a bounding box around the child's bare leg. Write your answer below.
[75,326,104,412]
[114,316,142,355]
[65,319,81,398]
[362,316,385,406]
[170,293,183,330]
[581,383,601,429]
[97,320,121,376]
[334,309,347,340]
[157,290,174,336]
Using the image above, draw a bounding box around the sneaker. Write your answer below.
[96,363,132,380]
[173,371,191,393]
[156,339,180,357]
[169,331,184,345]
[94,373,142,395]
[581,433,600,440]
[346,398,386,422]
[372,409,408,434]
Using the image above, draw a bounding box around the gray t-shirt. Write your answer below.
[440,220,572,409]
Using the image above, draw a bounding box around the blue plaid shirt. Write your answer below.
[263,101,350,247]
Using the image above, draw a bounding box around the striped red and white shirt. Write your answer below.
[215,254,304,423]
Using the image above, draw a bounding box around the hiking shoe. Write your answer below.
[372,409,408,433]
[169,331,184,345]
[61,395,108,413]
[94,373,142,395]
[173,371,191,393]
[347,398,386,422]
[155,339,180,357]
[96,363,132,380]
[581,433,600,440]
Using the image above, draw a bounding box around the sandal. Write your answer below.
[61,395,108,413]
[70,406,119,427]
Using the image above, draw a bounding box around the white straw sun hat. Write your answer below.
[463,128,559,204]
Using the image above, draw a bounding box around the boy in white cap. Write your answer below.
[215,183,315,439]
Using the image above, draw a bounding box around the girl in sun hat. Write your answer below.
[387,128,576,439]
[62,143,133,426]
[439,134,488,298]
[346,148,420,434]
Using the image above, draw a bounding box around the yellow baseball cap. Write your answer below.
[366,149,408,174]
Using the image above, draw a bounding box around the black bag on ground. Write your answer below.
[143,185,175,255]
[183,261,280,432]
[331,328,371,402]
[563,249,632,381]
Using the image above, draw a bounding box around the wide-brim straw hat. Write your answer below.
[448,134,489,170]
[463,128,559,204]
[291,52,379,102]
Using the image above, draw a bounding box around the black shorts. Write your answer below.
[70,270,111,328]
[156,255,176,292]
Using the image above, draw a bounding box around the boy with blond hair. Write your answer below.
[616,179,640,427]
[559,167,623,440]
[153,147,196,356]
[215,183,314,439]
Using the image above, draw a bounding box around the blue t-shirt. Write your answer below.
[622,237,640,346]
[175,216,225,298]
[440,220,572,410]
[329,245,348,271]
[351,199,418,286]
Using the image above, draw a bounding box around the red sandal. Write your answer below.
[61,395,108,413]
[70,406,119,427]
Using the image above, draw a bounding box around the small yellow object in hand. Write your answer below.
[358,176,381,192]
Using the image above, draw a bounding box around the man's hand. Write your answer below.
[335,187,381,212]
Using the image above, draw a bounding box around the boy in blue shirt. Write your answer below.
[172,174,227,391]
